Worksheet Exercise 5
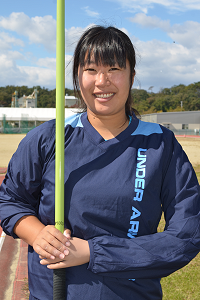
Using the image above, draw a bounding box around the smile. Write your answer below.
[94,93,115,99]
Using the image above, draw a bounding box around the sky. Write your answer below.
[0,0,200,93]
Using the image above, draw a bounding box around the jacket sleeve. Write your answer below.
[87,136,200,279]
[0,123,55,238]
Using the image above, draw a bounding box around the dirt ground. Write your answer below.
[176,137,200,167]
[0,134,200,168]
[0,134,26,168]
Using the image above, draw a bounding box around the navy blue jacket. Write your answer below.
[0,112,200,300]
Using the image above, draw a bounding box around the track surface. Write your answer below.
[0,169,28,300]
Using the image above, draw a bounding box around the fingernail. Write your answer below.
[59,253,65,259]
[64,231,70,238]
[66,241,70,247]
[64,249,69,256]
[50,255,55,260]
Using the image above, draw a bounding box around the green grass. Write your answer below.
[22,277,29,299]
[158,213,200,299]
[194,165,200,183]
[159,165,200,299]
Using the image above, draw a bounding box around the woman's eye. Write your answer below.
[109,67,119,71]
[85,68,96,72]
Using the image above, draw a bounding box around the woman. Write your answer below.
[0,26,200,300]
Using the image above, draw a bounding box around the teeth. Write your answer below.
[95,93,114,98]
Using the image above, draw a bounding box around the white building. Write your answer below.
[0,107,77,133]
[65,94,79,107]
[11,89,38,108]
[18,96,36,108]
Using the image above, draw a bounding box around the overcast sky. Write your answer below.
[0,0,199,92]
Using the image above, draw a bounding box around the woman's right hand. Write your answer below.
[14,216,71,260]
[33,226,71,260]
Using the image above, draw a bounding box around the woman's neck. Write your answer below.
[87,110,129,140]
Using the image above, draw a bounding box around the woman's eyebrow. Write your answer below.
[83,59,118,67]
[83,60,95,66]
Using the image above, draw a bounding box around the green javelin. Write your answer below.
[55,0,65,234]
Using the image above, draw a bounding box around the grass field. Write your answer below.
[0,134,200,299]
[159,212,200,299]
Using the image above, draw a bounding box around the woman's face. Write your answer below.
[78,59,134,118]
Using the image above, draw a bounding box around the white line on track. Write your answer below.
[0,231,6,252]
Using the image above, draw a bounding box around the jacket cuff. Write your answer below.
[87,239,94,271]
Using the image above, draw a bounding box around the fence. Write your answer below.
[0,115,41,134]
[173,129,200,137]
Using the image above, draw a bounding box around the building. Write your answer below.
[65,94,79,107]
[11,89,38,108]
[1,108,200,136]
[0,107,77,133]
[141,111,200,135]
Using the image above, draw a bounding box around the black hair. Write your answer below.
[73,25,139,117]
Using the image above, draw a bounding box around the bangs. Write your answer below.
[79,31,127,68]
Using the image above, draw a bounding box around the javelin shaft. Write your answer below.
[55,0,65,233]
[54,0,66,299]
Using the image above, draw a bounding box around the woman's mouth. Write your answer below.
[94,93,115,99]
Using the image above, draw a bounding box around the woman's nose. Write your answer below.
[95,72,110,86]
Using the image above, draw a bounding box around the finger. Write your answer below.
[39,254,49,259]
[40,256,63,265]
[47,226,70,246]
[41,239,69,259]
[35,245,56,260]
[33,225,70,259]
[34,235,69,259]
[43,230,70,255]
[64,229,71,239]
[47,261,68,269]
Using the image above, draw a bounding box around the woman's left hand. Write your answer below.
[40,237,90,269]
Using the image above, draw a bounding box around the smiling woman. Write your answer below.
[73,25,138,139]
[0,25,199,300]
[73,26,137,114]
